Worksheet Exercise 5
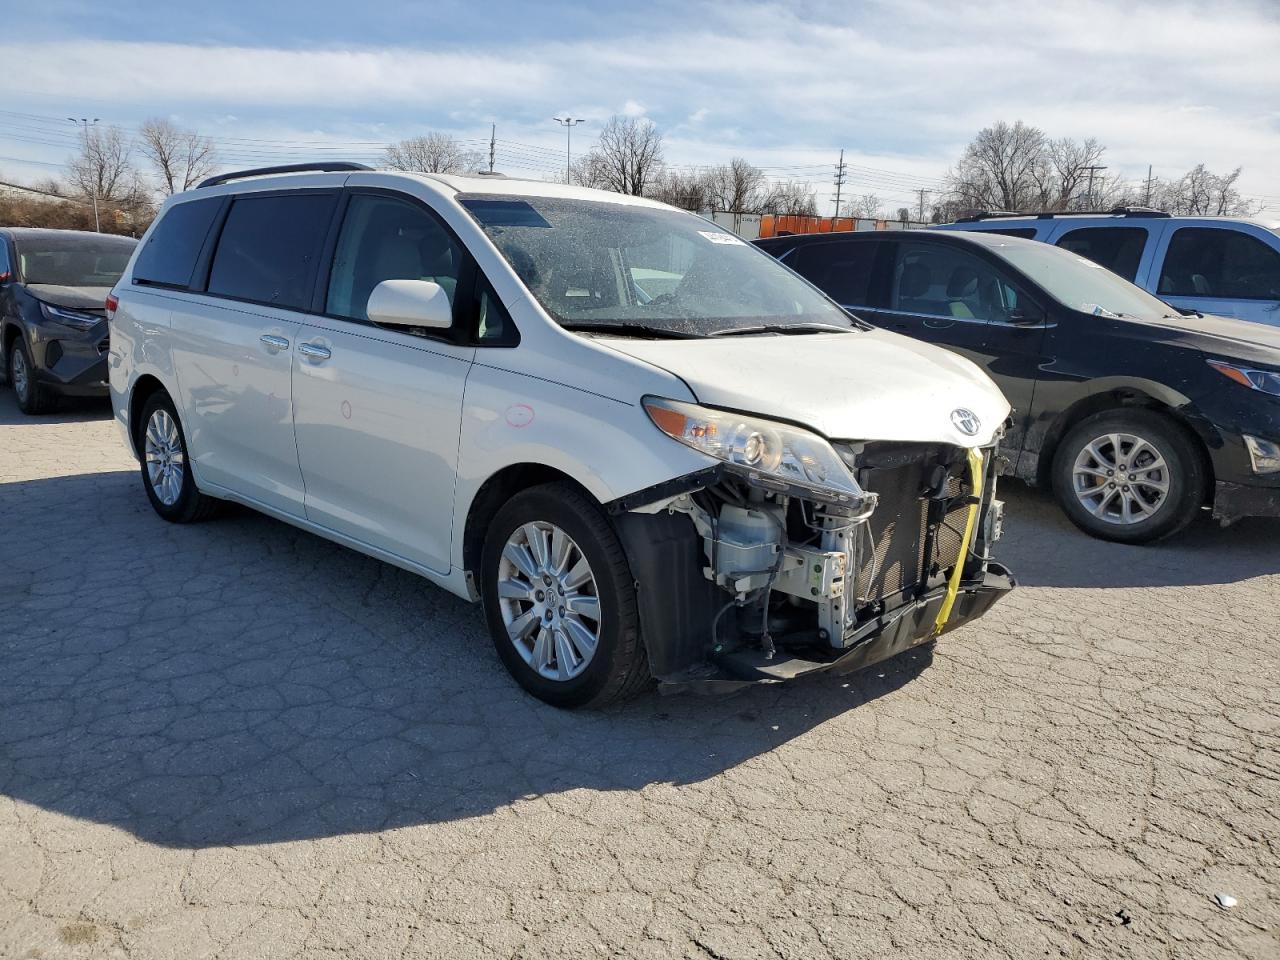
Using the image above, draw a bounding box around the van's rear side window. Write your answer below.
[206,193,336,310]
[132,198,222,289]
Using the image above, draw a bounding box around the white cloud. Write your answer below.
[1,0,1276,208]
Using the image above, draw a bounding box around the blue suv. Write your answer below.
[932,209,1280,328]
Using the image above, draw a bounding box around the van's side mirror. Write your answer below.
[367,279,453,329]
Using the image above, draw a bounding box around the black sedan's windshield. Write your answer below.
[16,233,137,287]
[990,238,1178,321]
[459,195,852,336]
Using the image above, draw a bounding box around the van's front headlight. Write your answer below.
[643,396,876,510]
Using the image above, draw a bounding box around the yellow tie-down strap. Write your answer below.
[932,447,985,637]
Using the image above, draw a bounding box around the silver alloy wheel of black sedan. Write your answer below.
[1071,430,1171,525]
[497,520,602,681]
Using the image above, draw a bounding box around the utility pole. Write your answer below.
[1143,164,1154,206]
[553,117,584,185]
[915,188,930,224]
[1083,164,1107,209]
[831,149,848,222]
[488,124,496,173]
[67,117,101,232]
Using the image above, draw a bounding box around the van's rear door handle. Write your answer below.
[298,342,331,361]
[260,334,290,352]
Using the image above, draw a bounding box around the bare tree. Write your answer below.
[384,133,482,174]
[848,193,883,219]
[945,120,1049,212]
[1042,136,1105,209]
[1151,164,1254,216]
[896,206,912,222]
[706,158,767,214]
[577,116,664,196]
[646,168,711,210]
[67,125,145,205]
[761,180,818,216]
[137,118,218,195]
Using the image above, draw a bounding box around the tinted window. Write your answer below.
[207,193,335,309]
[18,233,137,287]
[326,194,463,323]
[1056,227,1146,282]
[0,242,10,278]
[890,241,1021,322]
[1158,227,1280,301]
[986,227,1037,239]
[133,198,221,288]
[791,241,879,306]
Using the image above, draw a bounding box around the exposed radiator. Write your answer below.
[852,448,977,607]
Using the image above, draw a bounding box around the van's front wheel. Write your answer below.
[480,482,649,708]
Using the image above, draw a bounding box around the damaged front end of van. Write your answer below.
[610,397,1015,693]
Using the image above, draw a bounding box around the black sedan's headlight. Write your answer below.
[1208,360,1280,398]
[39,302,101,331]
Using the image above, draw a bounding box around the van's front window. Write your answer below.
[459,195,852,336]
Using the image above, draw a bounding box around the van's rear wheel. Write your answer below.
[1052,409,1204,543]
[480,482,649,708]
[136,391,218,523]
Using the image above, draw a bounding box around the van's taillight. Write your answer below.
[105,293,118,320]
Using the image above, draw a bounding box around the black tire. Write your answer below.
[9,337,53,415]
[480,482,650,708]
[1051,409,1205,544]
[135,390,219,523]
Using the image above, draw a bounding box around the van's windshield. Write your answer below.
[459,195,854,337]
[991,239,1177,321]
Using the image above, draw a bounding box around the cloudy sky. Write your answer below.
[3,0,1278,213]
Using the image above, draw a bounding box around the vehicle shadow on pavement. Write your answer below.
[998,481,1280,588]
[0,394,113,426]
[0,469,931,849]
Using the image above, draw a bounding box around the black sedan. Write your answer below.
[0,227,136,414]
[755,229,1280,543]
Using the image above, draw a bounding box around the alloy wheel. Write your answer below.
[497,521,602,681]
[10,347,28,402]
[1071,431,1171,525]
[144,408,185,506]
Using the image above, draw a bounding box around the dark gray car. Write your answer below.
[0,227,137,414]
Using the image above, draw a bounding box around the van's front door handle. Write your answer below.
[298,342,331,361]
[259,334,290,352]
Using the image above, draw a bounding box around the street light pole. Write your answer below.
[68,117,101,232]
[553,117,583,185]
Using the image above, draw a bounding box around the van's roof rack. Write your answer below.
[956,206,1170,223]
[197,162,373,189]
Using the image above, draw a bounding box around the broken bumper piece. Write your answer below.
[655,563,1015,695]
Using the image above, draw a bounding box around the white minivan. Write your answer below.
[108,163,1014,707]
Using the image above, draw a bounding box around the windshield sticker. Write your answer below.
[698,230,746,246]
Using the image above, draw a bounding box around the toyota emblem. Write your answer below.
[951,408,981,436]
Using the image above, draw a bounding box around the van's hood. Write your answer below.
[597,329,1011,447]
[26,284,112,313]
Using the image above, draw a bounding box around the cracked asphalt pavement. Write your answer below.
[1,391,1278,960]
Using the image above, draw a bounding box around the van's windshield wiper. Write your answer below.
[708,322,855,337]
[562,322,704,339]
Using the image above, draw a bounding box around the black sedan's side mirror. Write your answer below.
[1007,304,1046,325]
